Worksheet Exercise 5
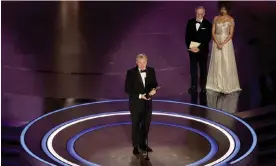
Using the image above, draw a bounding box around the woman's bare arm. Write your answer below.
[212,16,219,45]
[222,17,235,44]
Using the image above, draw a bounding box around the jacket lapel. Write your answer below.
[195,18,204,32]
[193,19,198,32]
[198,19,204,31]
[136,67,144,88]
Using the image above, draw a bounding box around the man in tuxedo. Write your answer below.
[185,6,212,93]
[125,54,158,155]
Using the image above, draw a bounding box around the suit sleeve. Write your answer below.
[198,20,212,50]
[125,70,139,99]
[185,20,191,49]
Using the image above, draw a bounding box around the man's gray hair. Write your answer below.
[195,6,206,12]
[136,53,148,60]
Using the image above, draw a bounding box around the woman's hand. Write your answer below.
[217,43,224,49]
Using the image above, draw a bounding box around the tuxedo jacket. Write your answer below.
[125,66,158,112]
[185,18,212,53]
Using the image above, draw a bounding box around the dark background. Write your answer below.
[2,1,276,124]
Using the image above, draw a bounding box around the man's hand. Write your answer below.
[189,47,200,53]
[140,94,150,100]
[149,89,157,96]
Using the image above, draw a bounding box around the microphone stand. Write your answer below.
[144,87,159,161]
[144,77,150,161]
[143,75,159,161]
[144,93,151,161]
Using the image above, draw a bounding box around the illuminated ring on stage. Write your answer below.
[66,121,219,166]
[21,99,256,166]
[42,111,240,166]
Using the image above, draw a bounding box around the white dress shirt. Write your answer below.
[138,68,146,99]
[139,70,146,87]
[196,19,203,31]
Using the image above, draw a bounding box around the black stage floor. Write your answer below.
[20,91,257,166]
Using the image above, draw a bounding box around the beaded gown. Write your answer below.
[206,20,241,94]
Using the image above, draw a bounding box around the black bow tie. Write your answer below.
[196,21,202,24]
[140,70,146,73]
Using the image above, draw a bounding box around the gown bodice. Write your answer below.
[215,22,232,35]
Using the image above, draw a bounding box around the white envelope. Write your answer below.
[189,41,201,48]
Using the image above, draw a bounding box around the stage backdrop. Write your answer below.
[2,1,276,124]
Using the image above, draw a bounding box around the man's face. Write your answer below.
[196,8,205,21]
[136,58,147,70]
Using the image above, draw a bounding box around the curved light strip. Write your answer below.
[67,122,218,166]
[43,111,237,166]
[21,99,256,165]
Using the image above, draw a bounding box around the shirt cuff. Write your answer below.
[139,94,145,99]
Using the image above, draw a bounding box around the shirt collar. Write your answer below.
[196,19,203,23]
[138,68,146,72]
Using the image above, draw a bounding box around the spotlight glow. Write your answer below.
[45,111,236,166]
[21,99,256,165]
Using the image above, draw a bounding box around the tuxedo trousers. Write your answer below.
[129,99,152,148]
[189,50,209,89]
